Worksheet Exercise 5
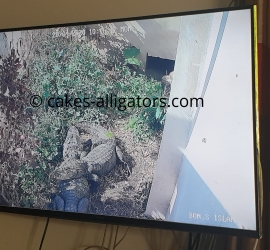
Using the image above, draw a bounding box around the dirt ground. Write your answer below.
[88,118,163,219]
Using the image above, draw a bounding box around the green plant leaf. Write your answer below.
[125,57,142,66]
[106,131,114,138]
[155,105,161,119]
[123,47,140,59]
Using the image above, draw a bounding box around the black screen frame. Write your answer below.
[0,5,262,238]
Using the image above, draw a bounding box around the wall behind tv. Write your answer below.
[0,0,232,249]
[0,0,230,29]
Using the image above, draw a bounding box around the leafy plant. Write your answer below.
[125,57,142,66]
[123,46,142,66]
[17,162,50,208]
[0,47,36,207]
[0,27,169,210]
[27,29,167,156]
[123,46,140,58]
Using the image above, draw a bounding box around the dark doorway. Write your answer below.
[145,53,175,81]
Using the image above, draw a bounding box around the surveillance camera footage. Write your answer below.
[0,8,258,234]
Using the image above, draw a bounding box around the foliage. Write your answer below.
[28,30,166,150]
[123,46,140,58]
[0,28,167,210]
[17,162,50,208]
[0,48,37,207]
[105,131,114,139]
[28,35,110,163]
[125,57,142,66]
[123,47,142,66]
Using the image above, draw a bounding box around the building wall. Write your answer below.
[0,0,232,249]
[163,10,255,231]
[111,18,181,65]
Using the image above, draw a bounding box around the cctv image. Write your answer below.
[0,7,259,235]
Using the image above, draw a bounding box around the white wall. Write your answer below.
[176,9,256,230]
[161,9,256,230]
[113,18,182,65]
[145,13,214,217]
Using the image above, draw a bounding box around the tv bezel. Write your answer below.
[0,5,262,238]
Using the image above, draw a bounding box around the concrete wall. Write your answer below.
[112,18,181,65]
[147,9,256,231]
[88,18,181,66]
[145,12,214,218]
[168,9,256,230]
[0,0,232,249]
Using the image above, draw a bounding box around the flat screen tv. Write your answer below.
[0,5,261,237]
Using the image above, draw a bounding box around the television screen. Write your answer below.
[0,6,261,237]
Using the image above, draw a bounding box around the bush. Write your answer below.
[28,29,166,150]
[17,161,50,208]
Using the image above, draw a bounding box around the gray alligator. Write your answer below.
[53,177,90,213]
[52,122,127,213]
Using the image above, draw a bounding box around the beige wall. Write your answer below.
[0,0,231,249]
[0,0,230,29]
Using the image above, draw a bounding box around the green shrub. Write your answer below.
[17,162,49,208]
[27,29,166,164]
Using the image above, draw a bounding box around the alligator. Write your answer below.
[53,177,90,213]
[51,122,127,213]
[76,122,125,177]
